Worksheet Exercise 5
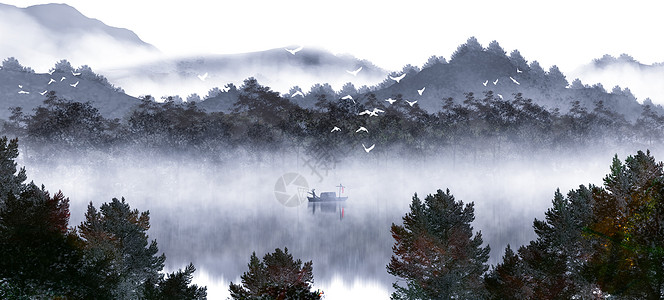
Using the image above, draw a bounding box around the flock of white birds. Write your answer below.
[15,70,82,96]
[480,68,524,100]
[7,44,527,156]
[281,45,443,154]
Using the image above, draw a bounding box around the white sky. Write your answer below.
[2,0,663,71]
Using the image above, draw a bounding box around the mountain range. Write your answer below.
[0,3,662,123]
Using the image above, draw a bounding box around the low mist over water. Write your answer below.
[19,146,656,298]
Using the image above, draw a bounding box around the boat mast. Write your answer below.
[336,183,345,196]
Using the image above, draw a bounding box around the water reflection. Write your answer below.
[20,149,655,298]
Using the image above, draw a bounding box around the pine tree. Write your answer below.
[229,247,321,299]
[0,137,27,205]
[485,245,531,299]
[79,198,166,299]
[387,189,490,299]
[143,263,207,300]
[584,151,664,298]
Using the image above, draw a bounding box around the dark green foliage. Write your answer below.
[583,151,664,298]
[0,186,85,298]
[4,62,662,165]
[387,189,490,299]
[0,137,27,204]
[79,197,166,299]
[0,137,206,299]
[229,248,321,300]
[143,263,207,300]
[19,92,119,151]
[233,77,293,126]
[487,151,664,299]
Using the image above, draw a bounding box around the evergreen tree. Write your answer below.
[0,137,87,298]
[451,36,484,61]
[387,189,490,299]
[0,185,84,298]
[583,151,664,298]
[79,198,166,299]
[1,57,34,73]
[143,263,207,300]
[545,65,568,88]
[0,137,27,205]
[486,40,507,57]
[508,50,528,71]
[422,55,446,69]
[233,77,291,126]
[50,59,75,74]
[485,245,531,299]
[229,247,321,299]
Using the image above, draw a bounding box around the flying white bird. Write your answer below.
[517,68,523,73]
[389,73,406,83]
[18,90,29,94]
[341,95,355,103]
[359,108,383,117]
[197,72,208,81]
[40,90,48,95]
[493,79,499,85]
[18,84,22,89]
[356,126,368,133]
[291,90,305,97]
[60,76,66,81]
[417,87,426,96]
[384,98,396,104]
[47,70,54,75]
[358,110,375,116]
[483,80,488,87]
[285,46,303,55]
[510,76,520,85]
[497,94,503,99]
[72,71,81,76]
[362,143,375,153]
[331,126,341,132]
[48,78,56,85]
[70,81,79,87]
[346,66,363,76]
[406,100,418,107]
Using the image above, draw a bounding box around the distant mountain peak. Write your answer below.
[19,3,157,51]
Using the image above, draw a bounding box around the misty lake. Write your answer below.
[19,146,658,299]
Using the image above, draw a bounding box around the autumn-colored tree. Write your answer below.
[387,189,490,299]
[79,198,166,299]
[583,151,664,298]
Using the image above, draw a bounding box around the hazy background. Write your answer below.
[3,0,662,71]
